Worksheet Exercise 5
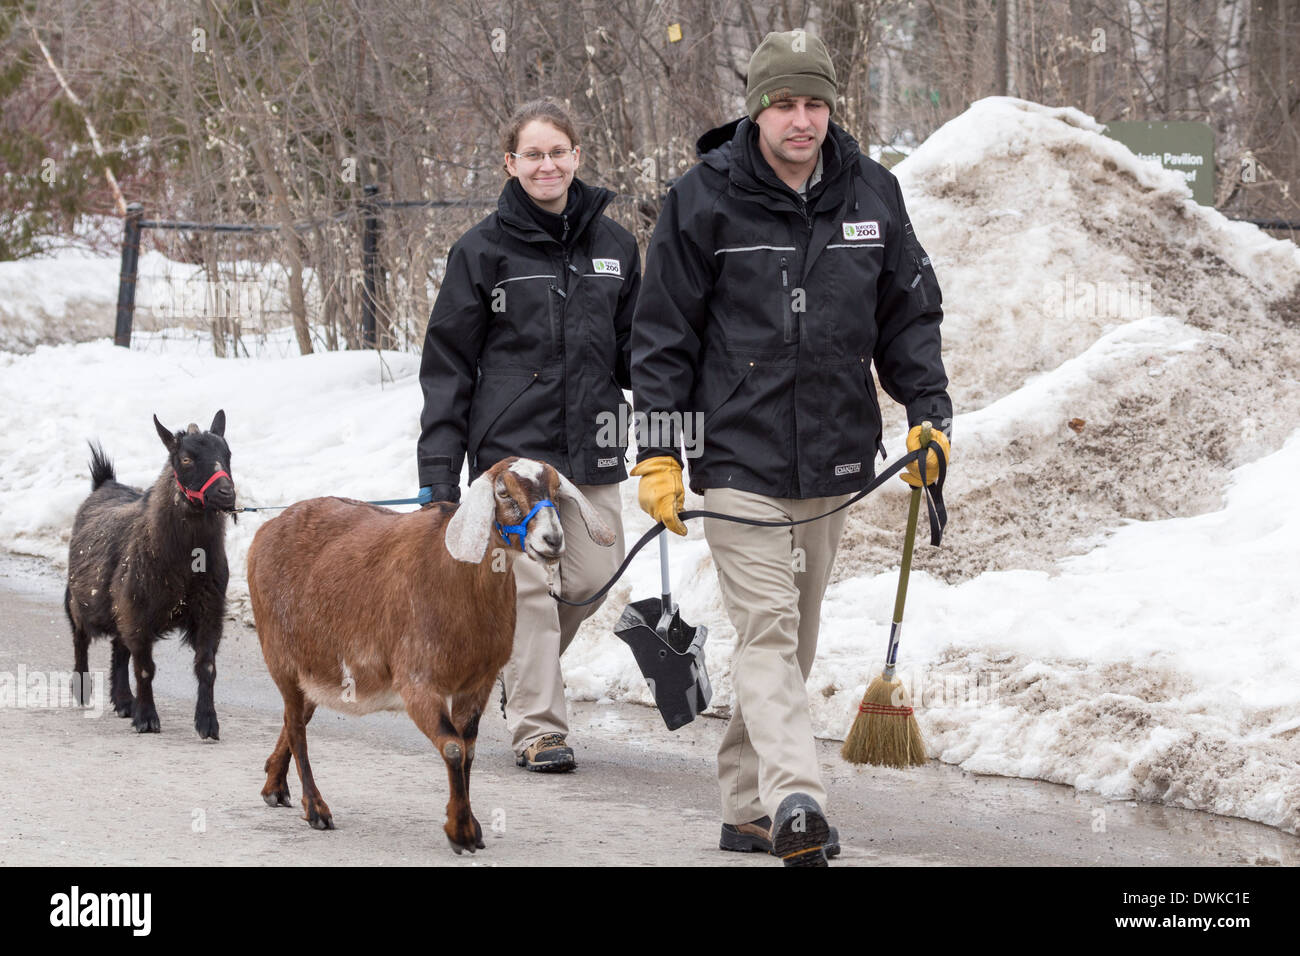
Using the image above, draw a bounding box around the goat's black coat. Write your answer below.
[64,411,235,737]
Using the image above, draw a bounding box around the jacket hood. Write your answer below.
[695,117,745,167]
[497,175,616,246]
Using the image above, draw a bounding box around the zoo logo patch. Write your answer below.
[841,221,881,241]
[592,258,621,276]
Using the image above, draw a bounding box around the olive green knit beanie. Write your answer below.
[745,30,838,120]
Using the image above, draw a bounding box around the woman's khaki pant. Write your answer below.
[503,482,626,754]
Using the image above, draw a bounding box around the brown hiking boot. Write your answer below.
[516,733,576,773]
[719,816,773,852]
[720,815,842,859]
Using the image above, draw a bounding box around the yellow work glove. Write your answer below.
[901,423,950,487]
[630,456,687,536]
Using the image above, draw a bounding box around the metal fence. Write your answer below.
[113,184,657,356]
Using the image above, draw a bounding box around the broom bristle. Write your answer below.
[841,674,927,767]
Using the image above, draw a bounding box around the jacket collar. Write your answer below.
[695,116,862,215]
[496,175,616,248]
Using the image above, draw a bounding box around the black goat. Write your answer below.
[65,411,236,737]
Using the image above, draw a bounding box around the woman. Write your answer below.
[416,100,636,772]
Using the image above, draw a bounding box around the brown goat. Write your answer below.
[245,456,615,853]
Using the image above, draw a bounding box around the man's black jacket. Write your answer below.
[630,117,952,498]
[417,176,641,489]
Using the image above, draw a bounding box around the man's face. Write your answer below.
[753,94,829,168]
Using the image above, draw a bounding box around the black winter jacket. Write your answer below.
[630,117,952,498]
[417,176,641,489]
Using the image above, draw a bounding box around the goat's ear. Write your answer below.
[153,414,176,452]
[553,472,616,547]
[210,409,226,437]
[445,474,497,563]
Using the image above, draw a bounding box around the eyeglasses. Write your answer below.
[509,147,578,164]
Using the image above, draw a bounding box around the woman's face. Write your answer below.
[505,119,580,214]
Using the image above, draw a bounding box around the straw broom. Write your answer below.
[841,423,933,767]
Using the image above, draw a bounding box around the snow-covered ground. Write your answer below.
[2,98,1298,835]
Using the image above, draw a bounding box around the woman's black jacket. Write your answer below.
[417,176,641,491]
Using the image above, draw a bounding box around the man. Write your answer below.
[630,30,952,866]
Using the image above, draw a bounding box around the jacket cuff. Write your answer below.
[417,454,461,489]
[635,446,682,467]
[907,407,953,439]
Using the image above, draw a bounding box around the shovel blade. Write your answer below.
[615,598,712,731]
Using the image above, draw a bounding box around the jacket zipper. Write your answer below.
[790,200,808,498]
[556,252,580,474]
[797,195,811,232]
[780,256,796,344]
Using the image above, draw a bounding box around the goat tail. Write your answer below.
[87,441,116,490]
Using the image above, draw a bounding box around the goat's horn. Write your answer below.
[186,423,200,434]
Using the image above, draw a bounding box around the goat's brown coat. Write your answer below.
[246,457,612,852]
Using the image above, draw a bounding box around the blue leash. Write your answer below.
[238,494,558,556]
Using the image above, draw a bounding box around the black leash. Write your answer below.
[551,445,946,608]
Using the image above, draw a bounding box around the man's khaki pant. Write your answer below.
[505,482,626,754]
[702,487,851,825]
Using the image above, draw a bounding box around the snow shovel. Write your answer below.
[614,532,712,731]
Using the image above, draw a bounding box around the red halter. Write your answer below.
[174,469,231,507]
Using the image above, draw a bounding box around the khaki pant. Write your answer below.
[505,482,626,754]
[703,487,851,825]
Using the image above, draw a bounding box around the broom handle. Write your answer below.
[884,422,930,680]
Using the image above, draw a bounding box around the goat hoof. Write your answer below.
[446,823,481,854]
[305,807,334,830]
[113,699,134,718]
[262,790,291,808]
[132,711,161,733]
[195,712,220,740]
[446,835,475,856]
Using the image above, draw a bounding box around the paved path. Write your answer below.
[2,552,1294,866]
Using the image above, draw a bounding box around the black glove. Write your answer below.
[419,483,461,508]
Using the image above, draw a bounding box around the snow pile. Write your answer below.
[2,97,1299,835]
[842,96,1300,583]
[0,252,121,352]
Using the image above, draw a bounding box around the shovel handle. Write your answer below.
[659,531,673,610]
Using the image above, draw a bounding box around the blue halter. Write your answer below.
[496,499,556,551]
